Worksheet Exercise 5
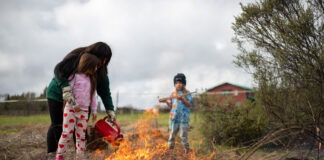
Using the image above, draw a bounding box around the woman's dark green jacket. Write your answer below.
[46,68,114,111]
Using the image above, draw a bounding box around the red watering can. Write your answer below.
[95,116,123,144]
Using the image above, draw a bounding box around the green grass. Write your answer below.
[97,112,200,130]
[0,128,20,134]
[0,113,144,127]
[0,112,201,126]
[0,114,51,126]
[0,113,146,134]
[0,112,202,137]
[0,114,51,134]
[155,112,202,128]
[156,112,169,128]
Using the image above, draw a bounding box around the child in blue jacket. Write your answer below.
[161,73,193,152]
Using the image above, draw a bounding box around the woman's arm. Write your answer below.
[96,69,114,111]
[54,76,69,88]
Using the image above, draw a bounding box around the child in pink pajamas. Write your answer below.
[56,53,99,160]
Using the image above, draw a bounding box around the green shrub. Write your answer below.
[198,94,268,149]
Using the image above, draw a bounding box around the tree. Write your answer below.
[232,0,324,158]
[38,86,47,99]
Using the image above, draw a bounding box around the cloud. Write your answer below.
[0,0,254,109]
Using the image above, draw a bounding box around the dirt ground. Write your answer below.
[0,124,192,160]
[0,112,222,160]
[0,115,302,160]
[0,122,141,160]
[0,124,49,160]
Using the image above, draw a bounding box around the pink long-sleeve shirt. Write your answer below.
[68,73,97,114]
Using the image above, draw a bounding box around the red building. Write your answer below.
[206,82,255,105]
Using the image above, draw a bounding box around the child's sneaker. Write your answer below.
[55,155,64,160]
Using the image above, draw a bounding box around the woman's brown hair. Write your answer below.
[78,53,100,104]
[54,42,112,83]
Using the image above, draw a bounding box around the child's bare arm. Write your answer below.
[74,105,81,112]
[166,101,172,108]
[92,113,97,123]
[180,96,192,107]
[159,98,172,108]
[159,97,173,108]
[91,93,97,114]
[159,97,171,102]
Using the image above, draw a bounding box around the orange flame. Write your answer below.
[93,110,214,160]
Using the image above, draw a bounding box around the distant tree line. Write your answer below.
[4,87,47,101]
[0,87,48,116]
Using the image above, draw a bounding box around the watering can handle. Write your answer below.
[103,116,120,135]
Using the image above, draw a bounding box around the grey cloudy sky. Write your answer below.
[0,0,255,109]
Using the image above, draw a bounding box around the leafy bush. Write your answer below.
[198,93,268,149]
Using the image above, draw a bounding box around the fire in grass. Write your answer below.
[92,110,215,160]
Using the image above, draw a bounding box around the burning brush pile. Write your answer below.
[90,110,215,160]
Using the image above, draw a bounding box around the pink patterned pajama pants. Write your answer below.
[56,106,89,159]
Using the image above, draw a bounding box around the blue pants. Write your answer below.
[168,120,189,148]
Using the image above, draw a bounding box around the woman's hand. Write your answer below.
[106,110,116,122]
[62,86,76,105]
